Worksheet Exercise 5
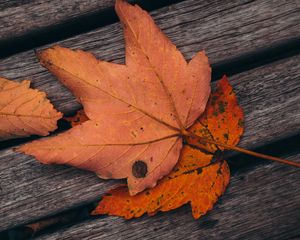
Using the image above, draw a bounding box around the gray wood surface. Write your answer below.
[0,0,299,114]
[0,0,299,235]
[36,152,300,240]
[0,55,299,232]
[0,0,115,40]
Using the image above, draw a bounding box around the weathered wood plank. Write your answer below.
[0,0,115,40]
[0,55,299,231]
[0,0,299,114]
[36,152,300,240]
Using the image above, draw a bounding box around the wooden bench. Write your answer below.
[0,0,299,239]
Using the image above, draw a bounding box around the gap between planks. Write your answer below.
[0,0,185,58]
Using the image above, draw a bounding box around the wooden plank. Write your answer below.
[0,0,115,40]
[35,152,300,240]
[0,0,299,114]
[0,55,299,231]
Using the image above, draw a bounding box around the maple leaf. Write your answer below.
[18,0,211,195]
[0,77,62,141]
[92,76,242,219]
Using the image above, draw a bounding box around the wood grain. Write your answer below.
[0,0,115,40]
[0,55,299,231]
[0,0,299,234]
[36,152,300,240]
[0,0,299,114]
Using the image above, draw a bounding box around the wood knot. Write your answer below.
[132,160,148,178]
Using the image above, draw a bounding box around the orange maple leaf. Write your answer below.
[92,76,242,219]
[18,0,211,195]
[0,77,62,141]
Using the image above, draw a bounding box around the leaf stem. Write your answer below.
[183,130,300,168]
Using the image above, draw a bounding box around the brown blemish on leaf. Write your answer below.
[223,133,229,140]
[211,95,218,105]
[132,160,148,178]
[218,101,225,113]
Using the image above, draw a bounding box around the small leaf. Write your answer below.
[0,77,62,141]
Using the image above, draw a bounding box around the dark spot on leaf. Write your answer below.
[217,162,223,174]
[131,131,137,137]
[218,101,225,113]
[132,160,148,178]
[183,169,196,175]
[223,133,229,140]
[197,168,203,174]
[211,95,218,105]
